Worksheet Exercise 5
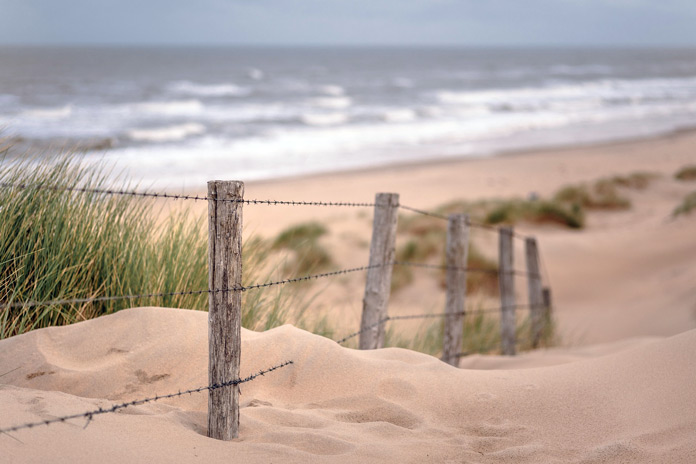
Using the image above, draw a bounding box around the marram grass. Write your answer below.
[0,151,326,339]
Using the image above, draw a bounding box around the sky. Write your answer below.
[0,0,695,47]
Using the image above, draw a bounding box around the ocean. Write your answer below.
[1,46,695,188]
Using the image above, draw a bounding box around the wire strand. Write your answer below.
[0,264,385,310]
[0,183,376,207]
[0,360,293,434]
[335,305,531,345]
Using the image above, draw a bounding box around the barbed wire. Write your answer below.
[1,260,541,311]
[242,198,375,207]
[335,305,532,345]
[396,203,534,239]
[0,183,376,207]
[0,360,293,435]
[237,263,385,291]
[397,204,449,220]
[393,261,538,278]
[334,318,390,345]
[0,289,213,310]
[2,182,540,241]
[0,182,211,202]
[0,264,386,310]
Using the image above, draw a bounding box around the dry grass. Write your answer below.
[271,221,333,276]
[675,165,696,181]
[673,191,696,217]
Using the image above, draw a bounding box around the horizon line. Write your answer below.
[2,42,696,49]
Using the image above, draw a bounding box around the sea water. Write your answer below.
[1,46,695,188]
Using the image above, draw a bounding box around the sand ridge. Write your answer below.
[2,307,696,463]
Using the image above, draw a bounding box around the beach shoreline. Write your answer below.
[244,125,696,190]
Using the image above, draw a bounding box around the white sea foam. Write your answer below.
[132,100,204,116]
[301,112,349,126]
[311,97,353,109]
[382,109,417,123]
[126,123,206,142]
[167,80,251,97]
[319,85,345,96]
[435,76,696,111]
[550,64,613,75]
[22,105,73,119]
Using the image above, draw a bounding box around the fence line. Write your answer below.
[0,182,377,207]
[2,179,555,440]
[1,261,537,311]
[0,360,293,435]
[2,181,536,240]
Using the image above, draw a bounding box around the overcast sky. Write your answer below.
[1,0,695,47]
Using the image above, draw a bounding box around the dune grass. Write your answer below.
[485,199,585,228]
[448,171,661,230]
[382,305,557,356]
[672,191,696,217]
[393,214,498,293]
[607,171,659,189]
[675,165,696,181]
[1,147,557,356]
[0,152,330,339]
[271,221,333,276]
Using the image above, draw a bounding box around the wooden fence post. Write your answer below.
[542,286,553,328]
[207,180,244,441]
[525,237,544,348]
[359,193,399,350]
[441,214,469,366]
[498,226,516,355]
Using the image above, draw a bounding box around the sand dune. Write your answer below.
[3,132,696,461]
[2,307,695,463]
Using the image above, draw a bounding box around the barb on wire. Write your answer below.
[0,360,293,435]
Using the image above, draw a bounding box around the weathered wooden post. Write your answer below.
[525,237,544,348]
[542,286,553,335]
[207,180,244,440]
[441,214,469,366]
[359,193,399,350]
[498,226,516,355]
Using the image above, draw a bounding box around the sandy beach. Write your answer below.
[2,131,696,462]
[238,130,696,345]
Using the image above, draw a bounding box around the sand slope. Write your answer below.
[2,307,695,463]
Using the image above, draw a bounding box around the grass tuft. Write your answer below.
[672,191,696,217]
[271,221,333,275]
[0,151,333,338]
[675,165,696,181]
[380,305,557,356]
[485,199,585,229]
